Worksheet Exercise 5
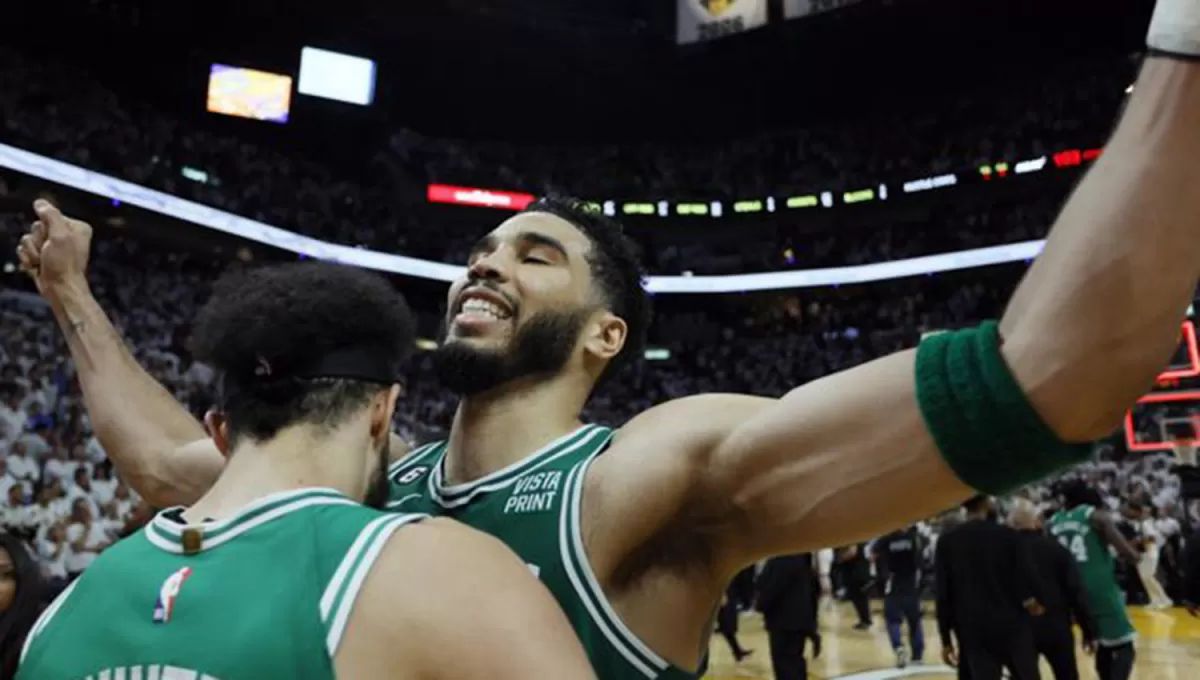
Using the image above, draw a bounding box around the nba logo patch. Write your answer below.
[153,566,194,624]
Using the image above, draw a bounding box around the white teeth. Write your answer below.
[460,298,509,320]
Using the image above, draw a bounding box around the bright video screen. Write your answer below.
[206,64,293,124]
[298,47,376,106]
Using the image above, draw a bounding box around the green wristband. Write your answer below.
[914,321,1093,495]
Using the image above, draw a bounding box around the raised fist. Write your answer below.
[16,199,93,296]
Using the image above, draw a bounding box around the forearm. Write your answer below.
[1097,520,1142,564]
[1001,57,1200,441]
[50,281,207,501]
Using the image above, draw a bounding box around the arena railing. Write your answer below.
[0,141,1045,294]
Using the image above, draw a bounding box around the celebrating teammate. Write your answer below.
[1049,481,1143,680]
[19,2,1200,677]
[13,251,596,680]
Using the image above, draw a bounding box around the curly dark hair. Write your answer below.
[1058,479,1105,510]
[0,533,45,680]
[189,262,415,445]
[521,196,652,385]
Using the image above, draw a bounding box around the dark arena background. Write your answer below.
[1,0,1198,678]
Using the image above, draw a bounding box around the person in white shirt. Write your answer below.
[89,464,115,505]
[63,467,101,521]
[63,497,108,578]
[0,390,27,438]
[110,480,137,522]
[0,484,30,534]
[36,522,71,582]
[4,442,40,487]
[82,432,106,466]
[37,479,72,532]
[41,446,76,486]
[17,425,49,463]
[0,419,12,453]
[1135,505,1174,610]
[97,502,125,540]
[0,459,14,501]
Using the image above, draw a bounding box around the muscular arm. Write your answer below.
[613,56,1200,573]
[341,518,596,680]
[1092,510,1142,565]
[48,281,221,508]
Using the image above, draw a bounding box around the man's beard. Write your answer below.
[432,307,590,396]
[363,434,391,510]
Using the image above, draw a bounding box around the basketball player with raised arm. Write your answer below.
[13,257,596,680]
[20,3,1200,676]
[1048,481,1143,680]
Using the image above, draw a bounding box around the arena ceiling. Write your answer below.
[13,0,1154,143]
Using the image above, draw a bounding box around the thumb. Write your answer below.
[34,200,71,242]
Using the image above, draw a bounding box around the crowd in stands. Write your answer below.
[407,57,1137,199]
[0,46,1129,276]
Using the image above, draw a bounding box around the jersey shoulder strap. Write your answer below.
[314,507,427,657]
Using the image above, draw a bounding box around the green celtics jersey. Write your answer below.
[388,423,696,680]
[1047,504,1136,646]
[19,488,425,680]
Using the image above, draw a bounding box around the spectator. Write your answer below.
[0,531,45,680]
[63,499,107,580]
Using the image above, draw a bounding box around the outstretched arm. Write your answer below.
[18,203,414,508]
[1093,510,1142,565]
[18,202,220,508]
[609,52,1200,574]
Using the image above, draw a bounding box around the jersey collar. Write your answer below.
[144,487,356,555]
[430,424,610,508]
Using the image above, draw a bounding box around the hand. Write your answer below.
[1023,598,1046,617]
[17,200,94,297]
[941,644,957,668]
[1083,638,1097,655]
[1188,603,1199,618]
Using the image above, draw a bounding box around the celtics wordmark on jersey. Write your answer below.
[1047,504,1137,646]
[388,423,696,680]
[19,489,425,680]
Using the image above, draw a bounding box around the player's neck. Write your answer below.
[446,376,586,485]
[184,428,364,522]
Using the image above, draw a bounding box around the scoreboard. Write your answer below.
[1124,319,1200,452]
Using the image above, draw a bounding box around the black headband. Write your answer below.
[215,345,400,408]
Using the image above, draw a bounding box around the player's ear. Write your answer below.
[583,310,626,363]
[205,409,232,458]
[369,385,401,440]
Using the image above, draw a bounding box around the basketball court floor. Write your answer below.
[702,602,1200,679]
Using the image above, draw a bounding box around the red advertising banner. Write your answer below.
[426,184,535,211]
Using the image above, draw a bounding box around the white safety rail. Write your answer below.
[0,142,1046,294]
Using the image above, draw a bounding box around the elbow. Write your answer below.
[1043,406,1130,445]
[1001,331,1164,444]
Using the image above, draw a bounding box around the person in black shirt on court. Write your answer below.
[1010,500,1096,680]
[874,525,926,668]
[936,495,1045,680]
[838,544,873,630]
[757,553,821,680]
